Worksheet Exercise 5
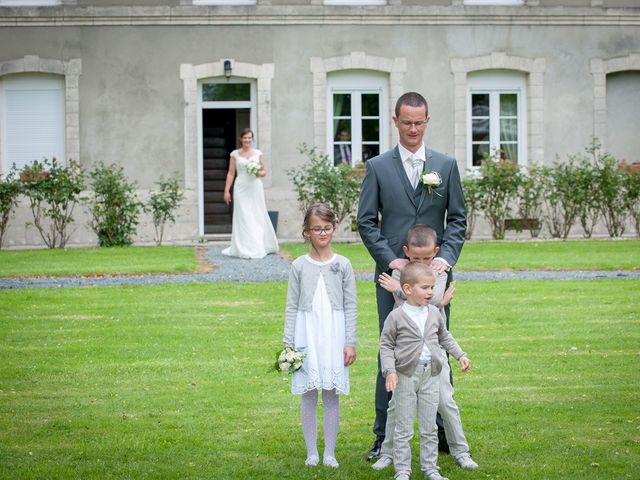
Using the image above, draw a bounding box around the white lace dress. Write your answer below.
[291,255,350,395]
[222,149,279,259]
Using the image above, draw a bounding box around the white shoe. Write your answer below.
[394,474,410,480]
[323,456,339,468]
[372,455,393,470]
[305,455,319,466]
[455,453,479,470]
[425,471,448,480]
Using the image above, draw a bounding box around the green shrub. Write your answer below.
[146,176,184,246]
[461,175,483,240]
[87,162,142,247]
[620,162,640,238]
[287,144,361,226]
[478,153,520,240]
[540,159,582,239]
[516,163,545,238]
[20,158,85,248]
[591,144,628,238]
[0,165,21,249]
[572,158,601,239]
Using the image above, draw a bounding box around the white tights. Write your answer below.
[300,389,340,459]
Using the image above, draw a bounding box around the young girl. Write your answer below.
[283,203,357,468]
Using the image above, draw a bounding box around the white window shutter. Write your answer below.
[3,75,65,171]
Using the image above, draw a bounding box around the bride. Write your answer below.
[222,128,279,259]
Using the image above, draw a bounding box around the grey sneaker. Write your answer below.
[425,471,449,480]
[455,453,479,470]
[372,455,393,470]
[395,474,410,480]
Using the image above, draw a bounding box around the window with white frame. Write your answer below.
[1,74,65,172]
[327,71,388,167]
[467,70,527,168]
[0,0,62,5]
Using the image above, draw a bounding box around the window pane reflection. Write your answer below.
[202,83,250,101]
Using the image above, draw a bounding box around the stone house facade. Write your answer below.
[0,0,638,247]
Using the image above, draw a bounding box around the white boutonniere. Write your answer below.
[419,170,443,196]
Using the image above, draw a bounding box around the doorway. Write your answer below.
[201,108,250,234]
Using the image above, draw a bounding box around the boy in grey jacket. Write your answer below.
[379,262,470,480]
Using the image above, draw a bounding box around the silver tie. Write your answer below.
[407,155,423,189]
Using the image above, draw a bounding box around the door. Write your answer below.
[200,81,255,235]
[201,108,250,234]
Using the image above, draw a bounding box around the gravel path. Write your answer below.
[0,245,638,290]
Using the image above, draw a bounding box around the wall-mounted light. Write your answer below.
[224,60,232,80]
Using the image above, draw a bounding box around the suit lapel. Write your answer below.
[391,147,418,208]
[416,149,433,211]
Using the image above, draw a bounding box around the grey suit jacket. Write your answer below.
[379,305,465,378]
[357,145,466,278]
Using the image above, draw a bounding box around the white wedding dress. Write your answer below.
[222,149,279,259]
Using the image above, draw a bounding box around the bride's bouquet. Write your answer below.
[275,346,304,374]
[246,161,261,177]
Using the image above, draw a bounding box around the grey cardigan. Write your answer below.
[380,304,465,378]
[283,254,357,347]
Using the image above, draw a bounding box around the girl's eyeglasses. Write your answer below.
[309,226,335,235]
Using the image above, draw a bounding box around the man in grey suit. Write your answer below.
[357,92,467,461]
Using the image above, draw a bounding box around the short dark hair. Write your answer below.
[406,224,438,249]
[395,92,429,117]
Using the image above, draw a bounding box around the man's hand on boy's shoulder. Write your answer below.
[431,257,450,274]
[389,258,409,271]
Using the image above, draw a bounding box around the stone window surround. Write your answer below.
[310,52,406,153]
[590,53,640,153]
[450,52,546,171]
[0,55,81,172]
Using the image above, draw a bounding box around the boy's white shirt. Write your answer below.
[400,302,432,363]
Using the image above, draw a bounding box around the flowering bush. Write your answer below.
[478,152,520,240]
[0,165,21,249]
[147,176,184,246]
[461,173,483,240]
[287,144,361,226]
[87,162,142,247]
[20,158,85,248]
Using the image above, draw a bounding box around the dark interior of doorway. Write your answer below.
[202,108,248,234]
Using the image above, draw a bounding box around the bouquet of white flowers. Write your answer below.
[275,346,304,374]
[246,161,261,177]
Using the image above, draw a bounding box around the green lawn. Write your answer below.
[0,246,198,277]
[1,240,638,278]
[281,239,640,272]
[1,279,638,479]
